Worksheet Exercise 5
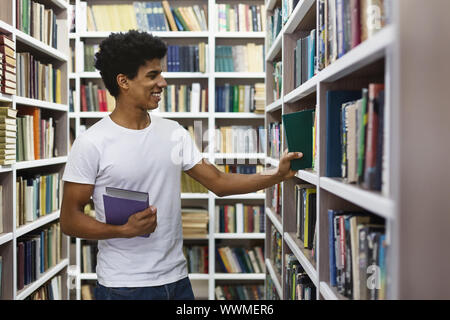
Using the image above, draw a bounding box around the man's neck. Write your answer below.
[110,100,150,130]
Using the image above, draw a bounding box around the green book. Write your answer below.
[357,88,368,183]
[282,109,314,170]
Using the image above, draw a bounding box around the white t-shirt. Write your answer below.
[62,114,203,287]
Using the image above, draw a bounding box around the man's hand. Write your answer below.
[276,149,303,181]
[122,206,157,238]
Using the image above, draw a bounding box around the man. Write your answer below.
[60,30,302,300]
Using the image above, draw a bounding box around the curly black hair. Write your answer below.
[94,30,167,97]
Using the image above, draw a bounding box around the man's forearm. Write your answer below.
[60,209,129,240]
[216,167,283,197]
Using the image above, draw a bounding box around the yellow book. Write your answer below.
[218,247,233,273]
[179,7,195,31]
[238,85,245,112]
[186,6,201,31]
[303,188,316,248]
[0,123,16,131]
[162,0,178,31]
[126,4,138,30]
[247,43,256,72]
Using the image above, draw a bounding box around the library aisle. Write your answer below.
[0,0,449,301]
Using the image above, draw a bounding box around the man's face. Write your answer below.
[126,58,167,110]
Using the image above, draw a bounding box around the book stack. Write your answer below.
[84,1,208,32]
[159,83,207,113]
[215,125,264,154]
[294,29,316,88]
[267,7,282,49]
[80,81,115,112]
[0,35,16,95]
[216,3,266,32]
[0,105,17,165]
[29,276,62,300]
[284,254,316,300]
[166,43,207,73]
[181,208,209,239]
[215,83,262,113]
[215,284,264,300]
[215,44,264,72]
[328,210,386,300]
[215,204,265,233]
[216,246,265,273]
[295,184,316,251]
[183,245,208,273]
[317,0,386,71]
[253,83,265,113]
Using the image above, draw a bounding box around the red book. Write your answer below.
[80,85,87,112]
[101,90,108,112]
[363,83,385,190]
[350,0,361,49]
[97,89,104,112]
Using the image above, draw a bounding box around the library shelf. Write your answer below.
[16,210,60,238]
[215,32,265,39]
[50,0,69,9]
[283,0,316,34]
[0,19,13,33]
[266,31,282,62]
[189,274,210,281]
[15,29,68,62]
[155,112,210,119]
[319,282,340,301]
[14,96,69,112]
[214,233,265,240]
[15,156,68,170]
[214,72,265,79]
[0,232,13,246]
[265,258,282,297]
[0,93,13,102]
[78,31,210,39]
[284,232,318,287]
[266,98,282,113]
[16,258,69,300]
[181,193,209,200]
[319,177,395,220]
[265,0,278,11]
[283,75,318,103]
[79,273,97,281]
[217,193,265,200]
[295,169,318,186]
[214,273,265,280]
[214,112,264,119]
[68,73,76,79]
[0,166,13,173]
[265,207,282,235]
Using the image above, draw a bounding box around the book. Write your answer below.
[102,186,150,238]
[282,109,314,170]
[325,90,362,177]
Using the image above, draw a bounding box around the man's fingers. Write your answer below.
[284,151,303,160]
[135,206,157,220]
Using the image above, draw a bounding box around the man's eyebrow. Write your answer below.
[146,70,162,75]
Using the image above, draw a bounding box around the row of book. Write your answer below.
[266,275,280,300]
[215,246,265,274]
[294,29,316,88]
[17,107,56,161]
[216,164,264,175]
[284,254,316,300]
[272,61,282,100]
[26,275,62,300]
[326,84,385,191]
[215,284,264,300]
[159,83,208,113]
[0,35,16,95]
[183,245,208,274]
[82,1,208,32]
[270,183,282,216]
[16,0,61,49]
[182,208,209,239]
[270,225,282,275]
[16,52,62,104]
[328,209,386,300]
[317,0,387,71]
[267,7,282,50]
[216,3,266,32]
[215,83,264,114]
[80,82,115,112]
[215,44,264,73]
[215,204,265,234]
[268,122,282,160]
[166,43,207,73]
[81,241,97,274]
[214,125,265,154]
[295,185,317,251]
[181,171,208,193]
[17,222,62,291]
[16,172,62,227]
[0,106,17,165]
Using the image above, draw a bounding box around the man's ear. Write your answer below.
[117,74,129,91]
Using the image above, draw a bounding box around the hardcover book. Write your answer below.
[103,186,150,238]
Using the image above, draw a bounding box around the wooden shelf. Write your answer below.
[16,211,60,238]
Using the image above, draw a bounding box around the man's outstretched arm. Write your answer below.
[185,150,303,197]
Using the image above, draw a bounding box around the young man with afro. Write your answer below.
[60,30,303,300]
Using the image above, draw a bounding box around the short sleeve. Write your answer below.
[62,135,100,185]
[181,126,203,171]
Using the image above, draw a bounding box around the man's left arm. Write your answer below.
[185,151,303,197]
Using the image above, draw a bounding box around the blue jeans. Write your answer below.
[94,277,195,300]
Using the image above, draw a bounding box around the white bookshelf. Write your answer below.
[264,0,450,300]
[0,0,70,300]
[69,0,267,301]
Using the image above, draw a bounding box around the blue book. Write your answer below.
[171,9,184,31]
[337,0,345,58]
[174,45,180,72]
[40,231,44,274]
[145,2,155,31]
[325,91,362,177]
[103,187,150,238]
